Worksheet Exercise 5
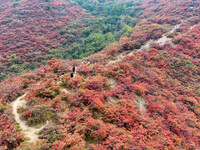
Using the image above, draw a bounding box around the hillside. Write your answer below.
[0,0,200,149]
[0,0,87,81]
[0,0,141,81]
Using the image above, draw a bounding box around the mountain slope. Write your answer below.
[0,0,199,149]
[0,0,87,80]
[0,0,142,82]
[0,0,85,58]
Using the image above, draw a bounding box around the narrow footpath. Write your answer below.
[10,94,48,142]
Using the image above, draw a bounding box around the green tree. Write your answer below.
[82,28,91,37]
[106,32,115,44]
[7,54,21,66]
[85,33,106,53]
[8,64,22,74]
[12,2,19,7]
[45,5,51,11]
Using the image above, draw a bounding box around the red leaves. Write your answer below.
[67,76,82,89]
[93,98,104,109]
[147,102,164,114]
[0,78,24,103]
[52,141,65,150]
[73,89,104,107]
[0,0,86,65]
[84,76,104,92]
[0,113,24,149]
[103,100,138,129]
[147,17,180,25]
[86,118,108,140]
[121,40,141,51]
[77,64,90,76]
[107,48,117,56]
[52,133,86,150]
[46,58,72,73]
[0,0,200,149]
[133,84,148,97]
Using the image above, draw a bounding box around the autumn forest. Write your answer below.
[0,0,199,149]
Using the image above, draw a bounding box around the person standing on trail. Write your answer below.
[71,72,74,78]
[73,66,75,73]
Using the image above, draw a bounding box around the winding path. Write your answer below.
[10,94,48,142]
[106,22,188,112]
[107,23,183,65]
[60,88,69,93]
[141,23,182,50]
[9,22,197,141]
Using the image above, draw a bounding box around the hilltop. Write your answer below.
[0,0,200,149]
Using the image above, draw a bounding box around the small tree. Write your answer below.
[7,54,21,66]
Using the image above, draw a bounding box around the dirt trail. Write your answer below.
[107,23,183,65]
[107,21,199,65]
[10,94,48,142]
[61,88,69,93]
[190,24,197,29]
[106,23,185,112]
[135,98,146,113]
[157,23,182,45]
[140,23,182,50]
[106,22,200,112]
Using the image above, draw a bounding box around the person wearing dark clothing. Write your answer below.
[73,66,75,73]
[71,72,74,78]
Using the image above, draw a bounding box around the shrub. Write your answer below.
[45,5,51,11]
[12,2,19,7]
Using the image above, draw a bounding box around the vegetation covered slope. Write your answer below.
[0,0,141,81]
[48,0,141,59]
[0,0,200,149]
[0,0,87,81]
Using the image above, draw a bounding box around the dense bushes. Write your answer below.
[0,0,86,81]
[0,0,200,149]
[0,112,24,149]
[0,0,142,82]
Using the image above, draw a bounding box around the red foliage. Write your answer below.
[77,65,90,76]
[84,76,104,92]
[0,0,200,149]
[0,113,24,149]
[0,0,86,66]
